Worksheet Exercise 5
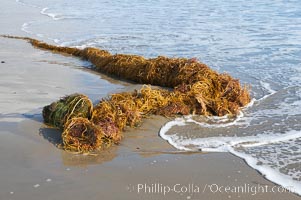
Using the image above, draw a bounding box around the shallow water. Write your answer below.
[17,0,301,195]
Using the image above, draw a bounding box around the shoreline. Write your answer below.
[0,1,300,199]
[0,34,300,200]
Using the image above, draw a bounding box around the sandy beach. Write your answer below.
[1,1,300,200]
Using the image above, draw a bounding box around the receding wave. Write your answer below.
[160,86,301,195]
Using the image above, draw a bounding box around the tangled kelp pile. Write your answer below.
[62,117,106,152]
[2,35,251,153]
[45,83,250,153]
[42,94,93,129]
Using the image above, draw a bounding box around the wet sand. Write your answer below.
[0,1,300,199]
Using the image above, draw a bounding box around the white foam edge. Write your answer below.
[230,148,301,196]
[159,127,301,195]
[160,128,301,152]
[244,97,256,109]
[159,118,191,151]
[40,7,62,21]
[168,108,251,129]
[256,80,277,102]
[21,22,62,45]
[186,111,245,128]
[239,130,301,148]
[160,98,256,136]
[16,0,26,6]
[60,36,102,48]
[40,7,85,21]
[260,80,276,94]
[16,0,40,8]
[21,21,33,34]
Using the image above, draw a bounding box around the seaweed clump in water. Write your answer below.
[27,37,250,115]
[1,35,251,153]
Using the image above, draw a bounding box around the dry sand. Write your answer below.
[0,1,300,199]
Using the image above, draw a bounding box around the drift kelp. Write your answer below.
[57,86,192,152]
[61,83,237,152]
[92,86,169,131]
[42,82,247,153]
[1,35,250,114]
[62,117,109,153]
[43,94,93,129]
[2,35,251,153]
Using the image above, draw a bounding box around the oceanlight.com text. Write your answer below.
[127,183,295,196]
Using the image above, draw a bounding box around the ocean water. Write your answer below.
[17,0,301,195]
